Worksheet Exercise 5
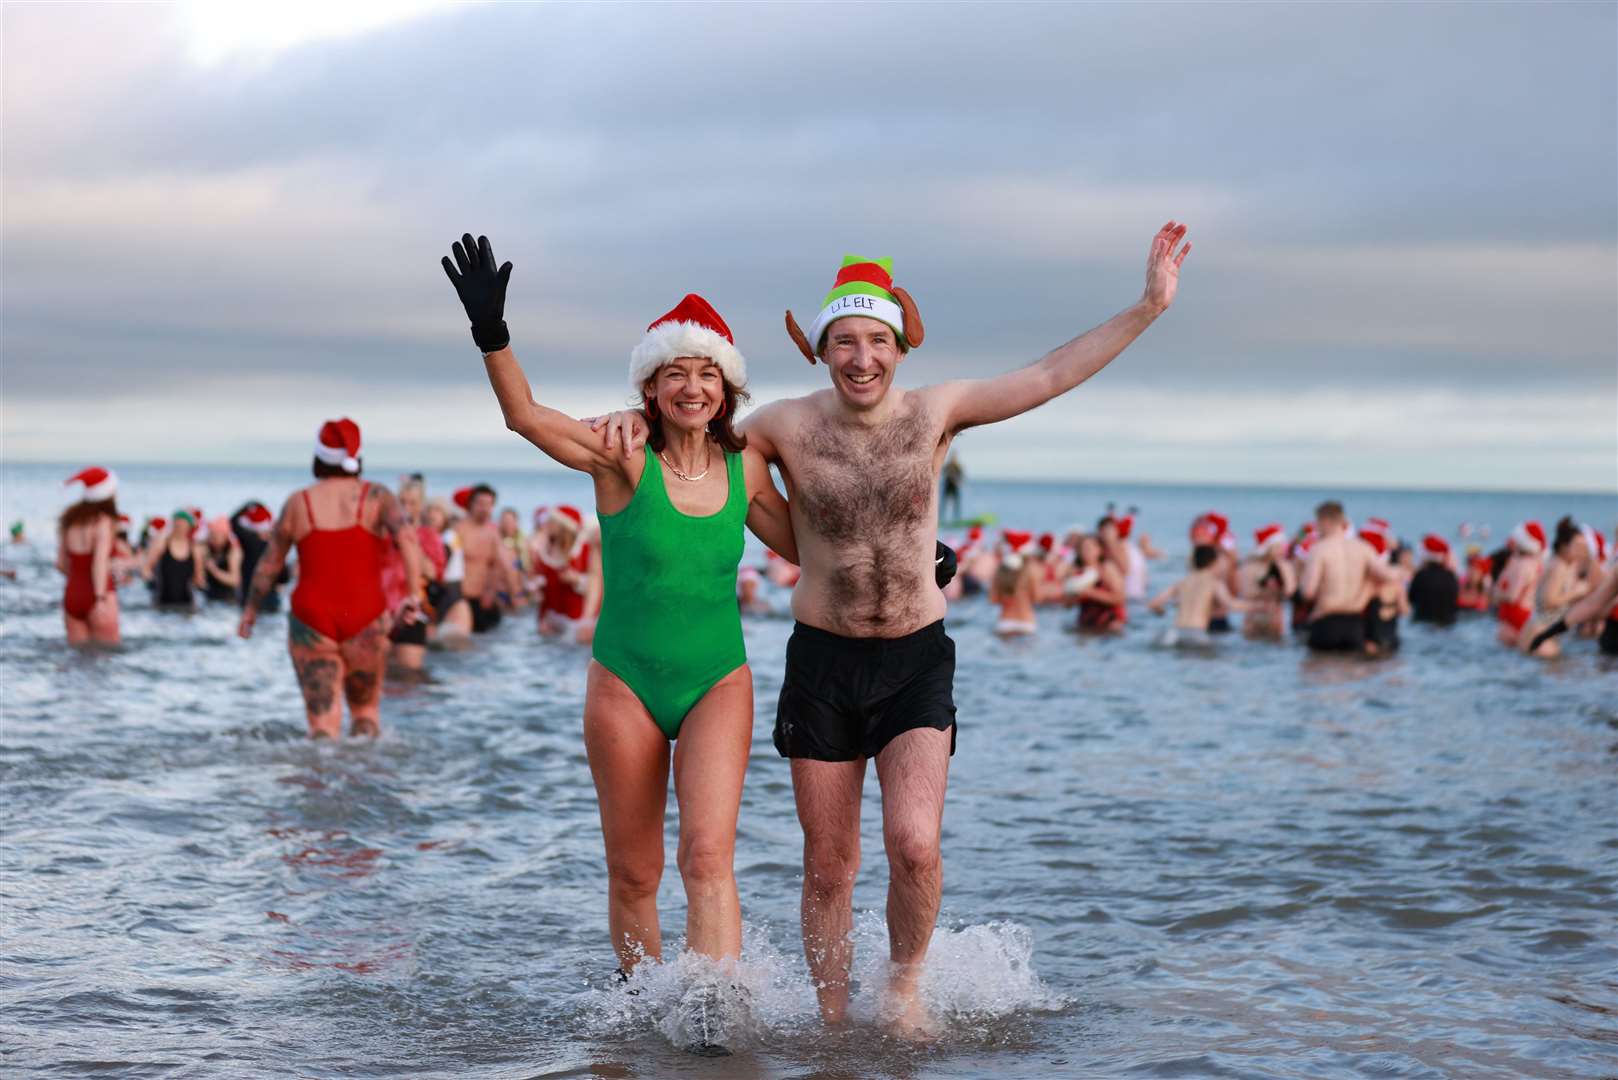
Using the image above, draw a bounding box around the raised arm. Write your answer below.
[742,447,798,564]
[442,233,626,477]
[931,222,1190,433]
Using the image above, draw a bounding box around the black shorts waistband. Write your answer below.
[790,619,946,653]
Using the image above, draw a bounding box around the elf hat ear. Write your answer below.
[893,286,925,350]
[784,310,817,364]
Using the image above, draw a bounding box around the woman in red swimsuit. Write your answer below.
[1493,520,1546,648]
[238,419,424,739]
[56,467,121,646]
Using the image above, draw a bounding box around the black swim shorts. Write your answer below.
[1308,612,1365,652]
[390,616,428,647]
[773,620,957,762]
[471,599,502,634]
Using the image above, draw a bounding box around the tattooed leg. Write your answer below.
[288,615,343,739]
[340,616,389,737]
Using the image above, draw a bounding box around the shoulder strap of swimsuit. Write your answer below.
[726,449,745,516]
[355,481,370,526]
[300,488,316,530]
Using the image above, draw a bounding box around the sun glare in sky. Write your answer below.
[181,0,459,65]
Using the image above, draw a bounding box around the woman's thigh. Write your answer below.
[671,665,753,854]
[584,661,672,873]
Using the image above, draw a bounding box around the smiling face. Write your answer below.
[647,355,726,435]
[820,316,903,410]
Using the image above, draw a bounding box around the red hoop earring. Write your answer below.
[644,400,658,421]
[713,398,727,419]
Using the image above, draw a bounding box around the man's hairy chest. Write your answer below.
[783,403,941,545]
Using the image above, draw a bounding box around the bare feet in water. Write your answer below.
[884,966,939,1040]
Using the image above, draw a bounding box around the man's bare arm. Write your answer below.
[933,222,1190,433]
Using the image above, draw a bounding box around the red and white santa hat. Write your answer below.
[542,504,583,532]
[1510,520,1547,555]
[1114,514,1135,541]
[1421,533,1451,559]
[64,466,118,503]
[452,487,474,511]
[313,418,362,474]
[1254,523,1286,552]
[628,294,746,394]
[1361,529,1389,559]
[1585,525,1609,563]
[1000,528,1037,569]
[236,503,273,528]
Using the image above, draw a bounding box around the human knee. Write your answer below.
[676,832,734,887]
[606,855,663,901]
[803,837,860,898]
[885,823,941,881]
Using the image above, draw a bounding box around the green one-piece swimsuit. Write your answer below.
[591,446,748,739]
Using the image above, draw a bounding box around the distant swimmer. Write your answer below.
[1408,535,1460,626]
[9,520,25,545]
[231,502,285,613]
[940,451,964,523]
[1457,545,1492,612]
[1238,523,1294,641]
[531,504,601,644]
[1068,533,1128,633]
[1112,510,1150,602]
[1357,519,1407,657]
[1524,517,1593,658]
[143,510,205,611]
[443,234,798,1049]
[1148,542,1247,647]
[1299,500,1398,653]
[990,530,1039,636]
[453,483,516,634]
[385,477,442,671]
[239,419,424,739]
[57,467,122,645]
[1527,547,1618,656]
[201,517,243,603]
[1493,521,1546,650]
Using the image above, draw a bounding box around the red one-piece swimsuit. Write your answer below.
[290,482,387,642]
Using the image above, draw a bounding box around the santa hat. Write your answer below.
[543,504,583,532]
[452,487,473,511]
[628,294,746,392]
[1000,529,1036,570]
[1421,534,1451,559]
[786,255,925,363]
[314,418,362,474]
[1114,514,1135,541]
[1037,532,1055,553]
[146,516,168,533]
[1588,527,1609,563]
[1364,516,1391,535]
[64,466,118,503]
[1510,520,1546,555]
[236,503,273,528]
[1361,528,1389,558]
[531,505,548,528]
[1254,523,1286,552]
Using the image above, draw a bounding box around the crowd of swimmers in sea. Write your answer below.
[952,501,1617,659]
[38,465,1618,667]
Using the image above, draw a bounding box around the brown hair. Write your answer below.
[59,497,118,533]
[1315,500,1345,524]
[312,457,362,478]
[641,378,749,455]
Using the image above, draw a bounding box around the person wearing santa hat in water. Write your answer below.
[1493,520,1547,650]
[231,501,286,613]
[531,504,603,644]
[1237,523,1295,641]
[448,483,520,634]
[990,530,1040,636]
[442,234,798,1035]
[1408,534,1460,626]
[142,510,206,610]
[1067,532,1128,633]
[57,467,122,645]
[1148,542,1248,647]
[1528,541,1618,657]
[1300,500,1400,653]
[1357,519,1407,657]
[238,419,424,739]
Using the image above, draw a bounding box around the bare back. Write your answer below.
[285,479,390,543]
[1307,533,1379,617]
[750,388,947,637]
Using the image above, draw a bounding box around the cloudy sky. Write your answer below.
[3,2,1614,491]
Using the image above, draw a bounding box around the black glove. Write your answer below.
[935,540,958,589]
[1527,617,1567,653]
[441,233,512,353]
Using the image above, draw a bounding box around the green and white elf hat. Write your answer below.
[785,255,925,363]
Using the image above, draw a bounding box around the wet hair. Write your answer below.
[1552,516,1581,554]
[469,483,497,504]
[1192,544,1218,570]
[641,375,749,455]
[312,457,362,478]
[1315,500,1345,524]
[993,560,1027,597]
[58,497,118,533]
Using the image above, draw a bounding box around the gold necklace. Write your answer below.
[659,442,712,483]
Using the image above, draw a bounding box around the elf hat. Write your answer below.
[1421,534,1451,559]
[1254,523,1286,551]
[314,418,362,474]
[1510,520,1546,554]
[785,255,925,364]
[628,294,746,393]
[65,466,118,503]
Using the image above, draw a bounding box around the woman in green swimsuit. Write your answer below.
[442,234,797,977]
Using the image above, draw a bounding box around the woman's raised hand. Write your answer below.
[441,233,513,353]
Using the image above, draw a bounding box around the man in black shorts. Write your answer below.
[734,227,1191,1034]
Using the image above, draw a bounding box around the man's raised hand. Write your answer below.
[1143,221,1191,313]
[441,233,513,353]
